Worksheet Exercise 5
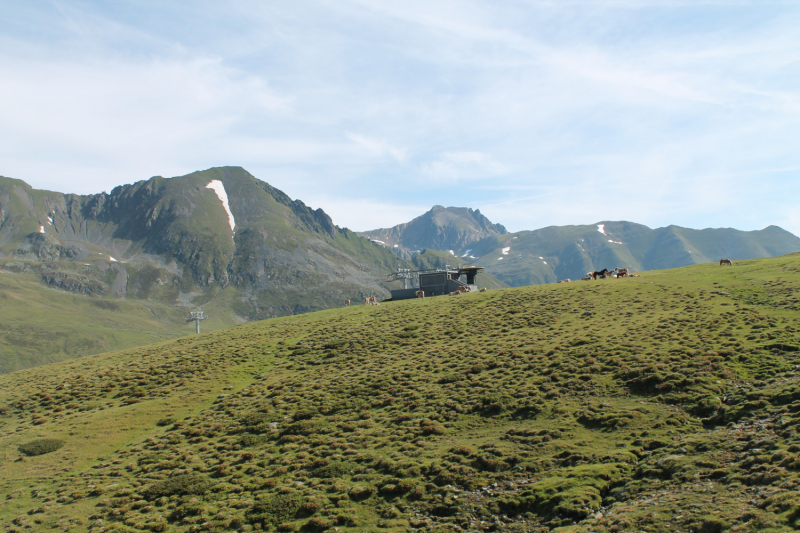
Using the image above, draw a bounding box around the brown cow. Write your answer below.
[450,291,460,296]
[479,288,487,292]
[344,299,350,307]
[416,290,425,299]
[720,259,732,266]
[457,286,470,293]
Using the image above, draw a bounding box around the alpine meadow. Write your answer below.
[4,254,800,532]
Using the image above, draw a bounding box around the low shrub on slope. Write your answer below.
[2,255,800,532]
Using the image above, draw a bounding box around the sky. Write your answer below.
[1,1,799,235]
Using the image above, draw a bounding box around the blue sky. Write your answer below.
[1,1,799,234]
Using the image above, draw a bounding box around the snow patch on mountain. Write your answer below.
[597,224,606,235]
[206,180,235,233]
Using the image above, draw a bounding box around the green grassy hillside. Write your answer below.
[0,268,243,374]
[3,255,800,532]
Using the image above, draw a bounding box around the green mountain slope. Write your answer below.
[0,168,418,372]
[0,168,407,314]
[4,254,800,531]
[0,269,187,374]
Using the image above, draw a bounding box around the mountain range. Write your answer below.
[1,166,799,372]
[360,208,800,286]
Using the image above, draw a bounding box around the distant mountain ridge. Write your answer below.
[357,205,507,259]
[363,210,800,286]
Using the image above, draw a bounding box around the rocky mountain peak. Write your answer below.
[357,205,507,257]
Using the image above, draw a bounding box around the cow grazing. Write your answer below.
[720,259,733,267]
[344,299,350,307]
[416,290,425,299]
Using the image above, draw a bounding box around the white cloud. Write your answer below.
[421,151,507,182]
[344,132,407,161]
[0,48,293,192]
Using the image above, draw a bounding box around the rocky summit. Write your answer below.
[358,206,508,259]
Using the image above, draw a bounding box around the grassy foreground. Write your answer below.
[2,254,800,532]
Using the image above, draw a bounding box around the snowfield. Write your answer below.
[206,180,236,233]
